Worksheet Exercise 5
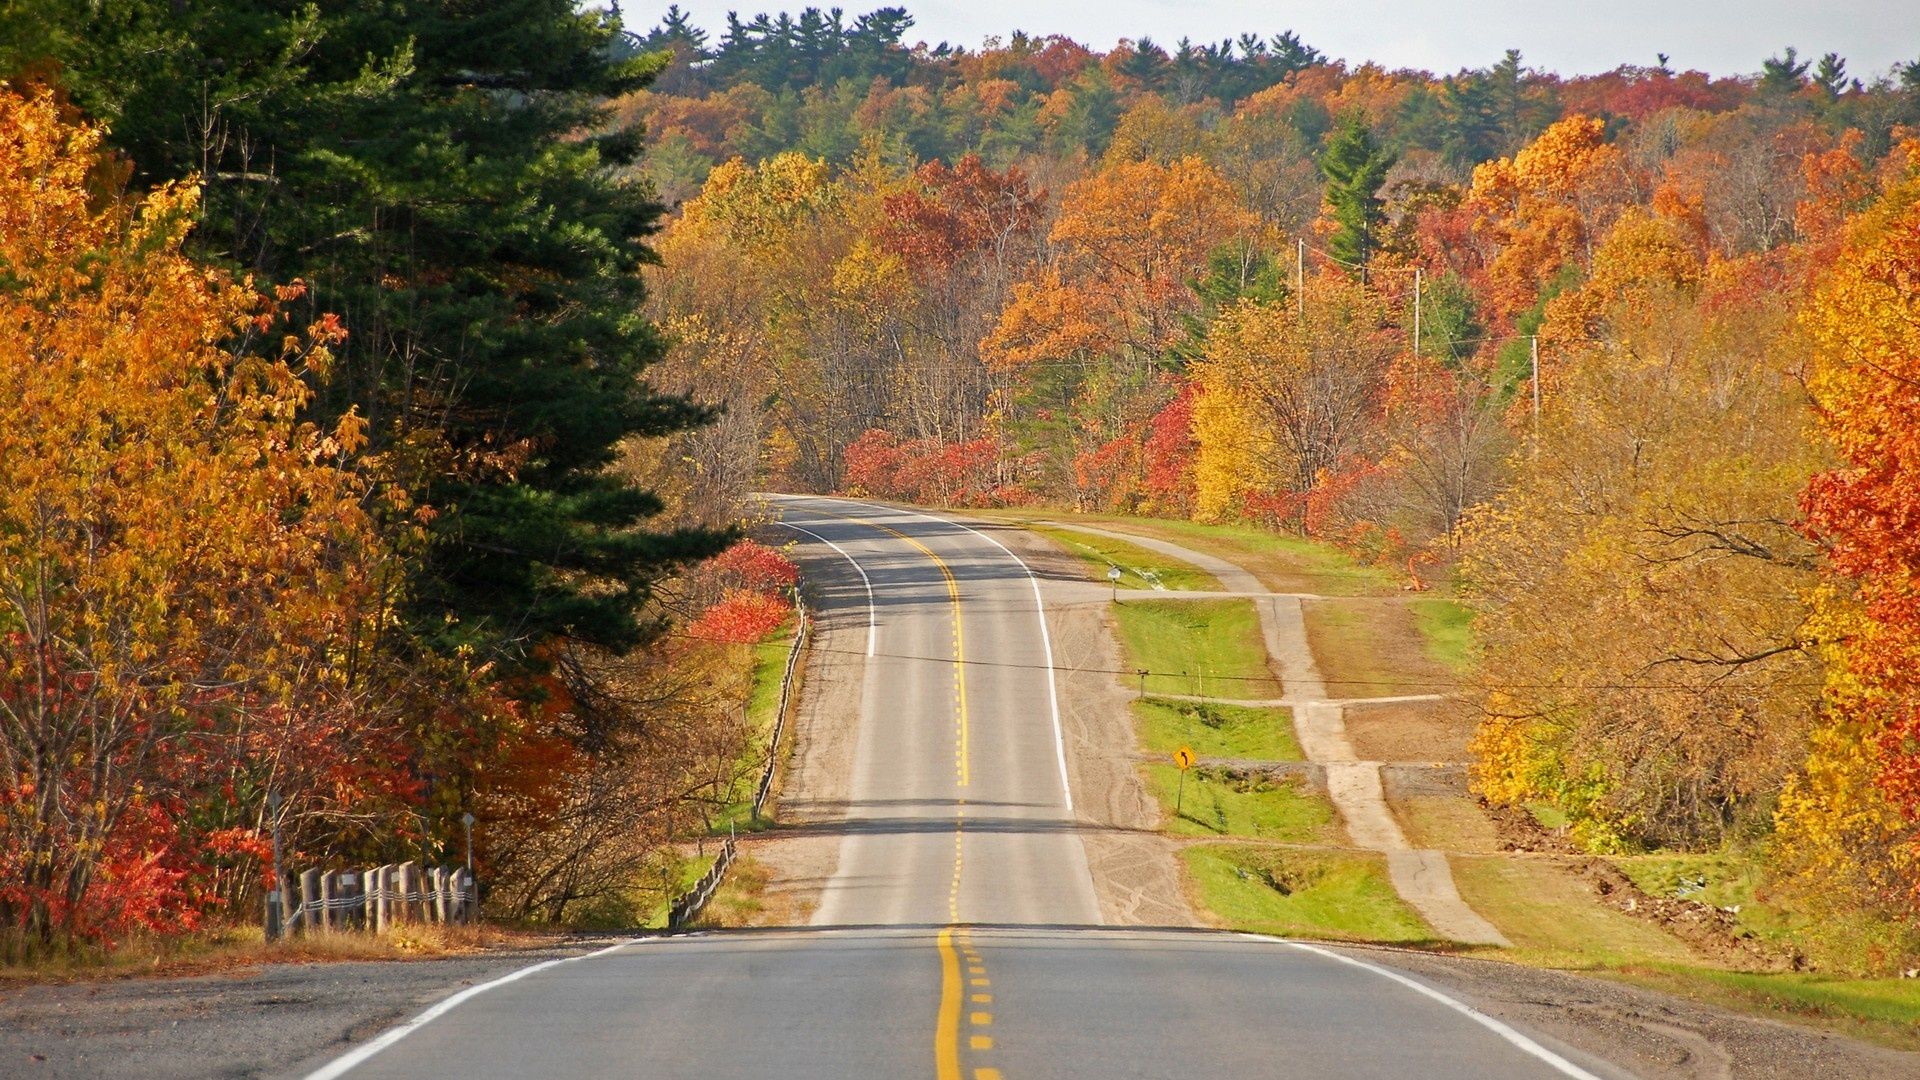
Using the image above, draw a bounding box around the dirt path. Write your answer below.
[1036,521,1510,946]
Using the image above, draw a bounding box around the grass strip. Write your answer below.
[1028,524,1222,591]
[1145,764,1332,842]
[1111,598,1277,698]
[1410,596,1474,674]
[1184,844,1433,943]
[1134,696,1300,761]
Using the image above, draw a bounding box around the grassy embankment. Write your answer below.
[636,617,805,929]
[1025,524,1222,592]
[1038,511,1920,1047]
[1096,573,1432,943]
[709,619,803,835]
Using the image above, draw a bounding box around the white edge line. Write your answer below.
[1242,935,1609,1080]
[786,496,1073,817]
[301,938,642,1080]
[774,520,878,657]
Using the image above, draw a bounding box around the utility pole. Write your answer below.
[266,788,284,941]
[1412,266,1422,358]
[1295,238,1305,319]
[1530,335,1542,448]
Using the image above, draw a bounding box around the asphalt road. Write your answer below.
[306,495,1630,1080]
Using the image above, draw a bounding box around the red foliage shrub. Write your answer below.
[688,588,793,644]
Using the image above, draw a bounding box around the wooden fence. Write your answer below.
[751,591,810,821]
[667,834,737,929]
[266,861,477,940]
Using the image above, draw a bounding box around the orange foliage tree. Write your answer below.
[0,89,409,945]
[983,156,1258,371]
[1780,170,1920,925]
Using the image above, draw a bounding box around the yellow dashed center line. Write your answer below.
[807,511,999,1079]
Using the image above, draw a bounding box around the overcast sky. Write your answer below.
[637,1,1920,80]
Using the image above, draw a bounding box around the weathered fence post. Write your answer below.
[320,871,336,932]
[427,866,445,923]
[297,869,320,937]
[339,864,360,926]
[372,860,391,930]
[400,861,420,923]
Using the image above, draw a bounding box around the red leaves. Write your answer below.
[689,588,792,644]
[840,428,1009,507]
[1800,176,1920,871]
[686,540,800,644]
[708,538,800,591]
[876,155,1041,279]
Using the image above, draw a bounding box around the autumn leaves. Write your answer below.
[0,90,406,943]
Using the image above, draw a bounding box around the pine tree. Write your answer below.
[2,0,733,666]
[1320,111,1398,272]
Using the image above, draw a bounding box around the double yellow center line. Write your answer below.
[797,510,998,1078]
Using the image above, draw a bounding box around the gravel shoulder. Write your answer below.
[0,938,625,1080]
[1357,944,1920,1080]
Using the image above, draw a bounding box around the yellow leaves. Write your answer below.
[0,84,388,726]
[829,239,908,318]
[1778,171,1920,923]
[678,151,838,251]
[1540,208,1704,346]
[985,156,1256,370]
[1188,279,1396,521]
[1458,285,1826,850]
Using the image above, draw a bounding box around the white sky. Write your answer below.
[638,1,1920,80]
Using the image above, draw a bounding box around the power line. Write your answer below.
[669,628,1818,695]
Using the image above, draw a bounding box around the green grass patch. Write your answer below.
[711,620,801,835]
[1029,524,1221,592]
[1184,844,1433,943]
[1111,598,1277,697]
[1665,968,1920,1031]
[1134,696,1300,761]
[976,508,1396,596]
[1146,764,1333,842]
[1447,855,1698,969]
[1607,852,1804,948]
[1525,801,1570,831]
[745,619,799,734]
[1410,596,1474,674]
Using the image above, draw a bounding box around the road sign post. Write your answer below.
[1108,564,1122,600]
[1173,747,1196,817]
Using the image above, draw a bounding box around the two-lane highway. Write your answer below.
[794,498,1100,933]
[302,496,1631,1080]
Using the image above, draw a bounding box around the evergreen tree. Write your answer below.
[1,0,732,666]
[1813,52,1849,97]
[1761,46,1811,96]
[1319,111,1398,272]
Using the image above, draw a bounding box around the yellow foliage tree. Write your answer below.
[1189,278,1397,521]
[0,88,396,941]
[1460,287,1825,851]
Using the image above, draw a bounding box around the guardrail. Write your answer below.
[669,590,810,929]
[752,591,810,821]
